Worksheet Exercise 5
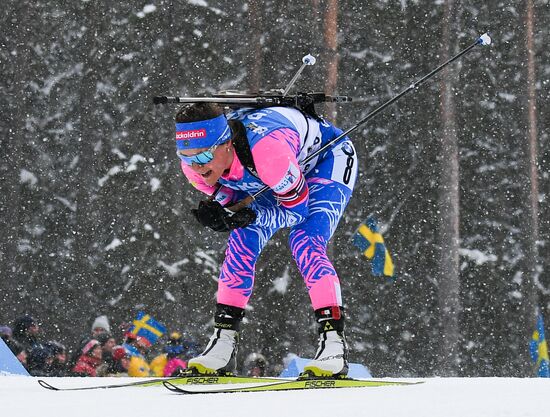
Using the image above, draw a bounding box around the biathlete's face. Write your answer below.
[178,141,234,186]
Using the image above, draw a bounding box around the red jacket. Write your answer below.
[72,354,102,377]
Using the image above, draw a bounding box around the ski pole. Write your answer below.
[226,33,492,213]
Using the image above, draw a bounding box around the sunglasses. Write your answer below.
[177,144,219,166]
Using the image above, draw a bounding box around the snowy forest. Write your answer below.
[1,0,549,378]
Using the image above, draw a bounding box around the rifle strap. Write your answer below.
[228,119,259,178]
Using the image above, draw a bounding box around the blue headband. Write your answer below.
[175,114,231,150]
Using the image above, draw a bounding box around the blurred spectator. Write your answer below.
[149,348,167,377]
[96,332,116,371]
[122,333,151,377]
[126,332,152,358]
[68,315,112,371]
[150,331,189,377]
[27,344,53,376]
[243,352,269,377]
[12,315,41,353]
[71,339,103,377]
[123,332,142,355]
[150,331,178,376]
[44,341,67,376]
[97,333,116,352]
[0,325,12,340]
[27,341,67,376]
[4,338,27,366]
[91,315,110,337]
[135,335,151,354]
[183,337,201,359]
[163,348,187,377]
[0,325,16,358]
[127,353,151,377]
[110,345,131,376]
[97,345,131,376]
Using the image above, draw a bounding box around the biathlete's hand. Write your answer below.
[191,200,257,232]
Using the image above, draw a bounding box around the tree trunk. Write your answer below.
[436,0,461,376]
[320,0,339,277]
[522,0,540,376]
[247,0,263,93]
[323,0,339,123]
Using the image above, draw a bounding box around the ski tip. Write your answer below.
[38,380,59,391]
[163,381,181,393]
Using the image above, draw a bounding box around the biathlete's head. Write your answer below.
[175,103,234,186]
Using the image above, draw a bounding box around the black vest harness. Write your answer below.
[228,119,259,178]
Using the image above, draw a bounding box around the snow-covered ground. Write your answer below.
[2,375,548,417]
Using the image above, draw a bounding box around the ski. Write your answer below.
[163,378,423,394]
[37,375,286,391]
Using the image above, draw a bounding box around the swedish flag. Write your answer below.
[529,313,550,377]
[353,217,394,277]
[128,312,166,347]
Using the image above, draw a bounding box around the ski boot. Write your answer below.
[186,303,244,376]
[302,306,349,379]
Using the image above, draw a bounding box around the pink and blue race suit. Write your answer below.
[181,107,358,311]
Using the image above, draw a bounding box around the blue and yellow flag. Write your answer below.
[529,313,550,377]
[353,217,394,277]
[128,312,166,347]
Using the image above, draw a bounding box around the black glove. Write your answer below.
[191,200,257,232]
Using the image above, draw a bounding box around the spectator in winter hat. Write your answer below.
[91,315,111,336]
[68,315,112,370]
[12,315,41,353]
[71,339,103,377]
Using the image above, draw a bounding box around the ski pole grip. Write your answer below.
[226,196,255,213]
